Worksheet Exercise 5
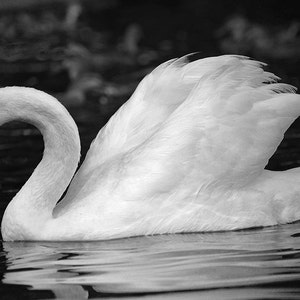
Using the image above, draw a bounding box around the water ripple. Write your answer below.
[1,223,300,299]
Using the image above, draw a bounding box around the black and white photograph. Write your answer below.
[1,0,300,299]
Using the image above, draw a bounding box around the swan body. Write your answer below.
[1,55,300,241]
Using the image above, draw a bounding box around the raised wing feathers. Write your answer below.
[122,56,300,191]
[62,55,300,211]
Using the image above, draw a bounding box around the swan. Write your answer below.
[1,55,300,241]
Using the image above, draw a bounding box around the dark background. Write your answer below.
[1,0,300,91]
[0,0,300,226]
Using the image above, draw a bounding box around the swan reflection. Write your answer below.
[2,225,300,298]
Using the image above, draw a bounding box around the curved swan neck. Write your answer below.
[0,87,80,240]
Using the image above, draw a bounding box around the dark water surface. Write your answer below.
[1,224,300,299]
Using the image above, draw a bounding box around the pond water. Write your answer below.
[0,224,300,299]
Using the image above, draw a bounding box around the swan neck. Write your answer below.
[0,87,80,240]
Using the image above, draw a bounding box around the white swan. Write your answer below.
[1,55,300,241]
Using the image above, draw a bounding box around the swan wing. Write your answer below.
[56,56,300,216]
[122,56,300,193]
